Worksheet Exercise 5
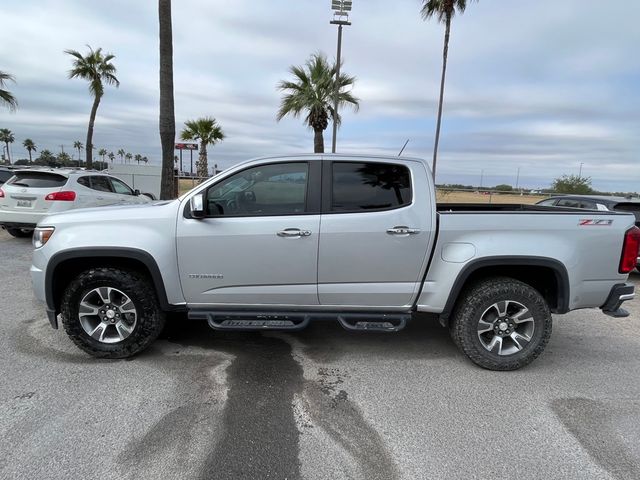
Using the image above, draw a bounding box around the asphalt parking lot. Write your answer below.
[1,229,639,480]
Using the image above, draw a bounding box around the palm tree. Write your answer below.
[108,151,115,163]
[65,46,120,168]
[125,152,132,163]
[421,0,477,178]
[117,148,125,163]
[0,71,18,111]
[38,149,54,166]
[142,156,149,165]
[134,154,142,164]
[277,53,359,153]
[98,148,107,162]
[159,0,176,199]
[73,140,84,164]
[0,128,15,164]
[180,117,225,181]
[23,138,36,163]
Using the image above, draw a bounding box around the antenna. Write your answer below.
[398,139,410,156]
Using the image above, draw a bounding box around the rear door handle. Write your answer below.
[277,228,312,238]
[387,226,420,235]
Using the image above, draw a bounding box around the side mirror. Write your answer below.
[134,189,140,196]
[190,193,206,219]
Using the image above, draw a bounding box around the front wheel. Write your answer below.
[450,277,552,371]
[60,267,166,358]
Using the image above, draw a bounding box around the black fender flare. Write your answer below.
[439,256,570,322]
[45,247,182,316]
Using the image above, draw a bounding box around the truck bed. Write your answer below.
[436,203,607,213]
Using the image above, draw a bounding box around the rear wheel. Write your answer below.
[60,267,165,358]
[5,227,33,238]
[450,277,552,371]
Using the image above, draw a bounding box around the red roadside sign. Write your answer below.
[175,143,198,151]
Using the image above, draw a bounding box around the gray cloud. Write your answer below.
[0,0,639,191]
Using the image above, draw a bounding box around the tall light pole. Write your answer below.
[330,0,352,154]
[579,162,584,178]
[515,167,520,191]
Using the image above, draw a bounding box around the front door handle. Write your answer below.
[387,226,421,235]
[277,228,312,238]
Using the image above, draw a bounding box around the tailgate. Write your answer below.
[0,171,69,213]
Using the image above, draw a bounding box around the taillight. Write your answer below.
[45,191,76,201]
[0,188,4,198]
[619,226,640,274]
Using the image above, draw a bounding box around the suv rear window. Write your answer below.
[0,170,14,184]
[613,203,640,222]
[331,162,412,212]
[6,172,68,188]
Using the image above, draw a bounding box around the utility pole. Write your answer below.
[515,167,520,191]
[579,162,584,178]
[330,0,352,154]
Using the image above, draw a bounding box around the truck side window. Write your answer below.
[206,162,309,216]
[331,162,412,212]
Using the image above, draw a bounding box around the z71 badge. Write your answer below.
[579,219,613,226]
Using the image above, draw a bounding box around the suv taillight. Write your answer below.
[0,188,4,198]
[45,191,76,201]
[619,226,640,274]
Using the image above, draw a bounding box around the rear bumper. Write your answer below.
[0,208,44,228]
[600,283,635,318]
[1,222,37,230]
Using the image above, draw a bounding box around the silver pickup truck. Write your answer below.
[30,154,638,370]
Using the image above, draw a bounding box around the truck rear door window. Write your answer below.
[330,162,411,212]
[6,172,68,188]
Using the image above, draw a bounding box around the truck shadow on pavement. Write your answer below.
[121,318,451,480]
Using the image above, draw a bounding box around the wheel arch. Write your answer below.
[439,256,570,325]
[46,248,180,317]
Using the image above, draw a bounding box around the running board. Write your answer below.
[188,310,410,332]
[338,314,409,332]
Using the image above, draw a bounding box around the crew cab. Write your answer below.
[30,155,639,370]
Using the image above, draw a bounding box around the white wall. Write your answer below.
[108,164,162,199]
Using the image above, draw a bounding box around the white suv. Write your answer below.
[0,168,150,237]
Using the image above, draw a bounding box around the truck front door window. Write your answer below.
[206,162,309,216]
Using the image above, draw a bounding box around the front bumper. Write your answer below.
[30,252,58,329]
[601,283,635,318]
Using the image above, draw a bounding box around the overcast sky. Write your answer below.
[1,0,639,191]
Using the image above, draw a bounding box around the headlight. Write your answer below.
[33,227,55,249]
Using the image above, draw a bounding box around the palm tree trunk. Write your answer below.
[4,142,10,164]
[159,0,177,199]
[196,141,208,182]
[28,150,32,163]
[432,14,451,180]
[86,95,101,168]
[314,129,324,153]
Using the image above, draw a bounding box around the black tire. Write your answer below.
[141,192,156,200]
[450,277,552,371]
[5,227,33,238]
[60,267,166,358]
